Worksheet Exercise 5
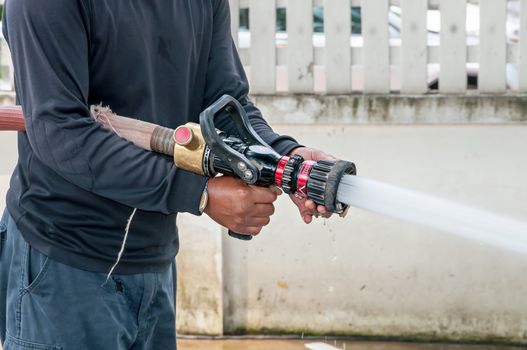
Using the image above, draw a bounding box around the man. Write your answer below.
[0,0,336,349]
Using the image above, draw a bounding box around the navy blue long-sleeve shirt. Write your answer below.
[3,0,300,273]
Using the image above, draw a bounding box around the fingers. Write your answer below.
[206,177,279,237]
[306,201,334,219]
[239,206,274,227]
[317,205,333,219]
[288,195,313,224]
[306,200,333,218]
[299,199,317,224]
[250,185,280,204]
[233,195,276,235]
[294,198,336,224]
[302,200,316,223]
[239,186,280,234]
[232,217,271,236]
[250,203,275,217]
[243,226,265,236]
[245,216,271,227]
[230,225,262,236]
[305,200,316,211]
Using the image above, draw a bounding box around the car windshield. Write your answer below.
[239,6,362,35]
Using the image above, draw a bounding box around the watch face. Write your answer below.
[199,188,208,213]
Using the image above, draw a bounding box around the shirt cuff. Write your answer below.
[169,170,209,215]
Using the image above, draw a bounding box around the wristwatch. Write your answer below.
[199,182,209,214]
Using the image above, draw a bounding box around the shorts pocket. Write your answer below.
[21,243,51,293]
[4,333,62,350]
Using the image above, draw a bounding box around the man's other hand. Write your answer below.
[204,176,281,236]
[288,147,348,224]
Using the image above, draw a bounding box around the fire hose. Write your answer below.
[0,95,356,240]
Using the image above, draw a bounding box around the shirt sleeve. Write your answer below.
[3,0,207,215]
[202,0,302,156]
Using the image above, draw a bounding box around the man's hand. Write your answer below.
[204,176,281,236]
[288,147,348,224]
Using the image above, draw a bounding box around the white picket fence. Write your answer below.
[0,1,526,95]
[229,0,527,94]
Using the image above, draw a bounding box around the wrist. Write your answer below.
[287,146,306,157]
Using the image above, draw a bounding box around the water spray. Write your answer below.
[338,175,527,254]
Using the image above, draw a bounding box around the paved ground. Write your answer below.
[178,339,525,350]
[0,339,523,349]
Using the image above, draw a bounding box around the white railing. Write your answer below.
[0,1,525,95]
[230,0,527,94]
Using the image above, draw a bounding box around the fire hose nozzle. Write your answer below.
[276,155,356,214]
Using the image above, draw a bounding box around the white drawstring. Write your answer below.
[92,105,136,283]
[104,207,137,283]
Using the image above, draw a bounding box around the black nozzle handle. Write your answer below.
[228,229,253,241]
[200,95,274,185]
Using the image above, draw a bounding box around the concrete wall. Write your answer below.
[1,95,527,343]
[217,123,527,342]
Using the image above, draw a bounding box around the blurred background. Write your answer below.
[0,0,526,349]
